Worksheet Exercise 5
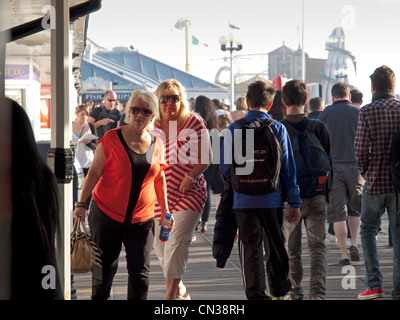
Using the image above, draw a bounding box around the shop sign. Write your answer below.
[5,65,30,80]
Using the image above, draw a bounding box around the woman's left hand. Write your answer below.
[179,176,194,193]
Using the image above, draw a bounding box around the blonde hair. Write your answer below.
[218,113,233,131]
[125,90,159,130]
[235,97,248,111]
[154,79,191,127]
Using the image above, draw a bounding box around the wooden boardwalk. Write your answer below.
[74,193,396,300]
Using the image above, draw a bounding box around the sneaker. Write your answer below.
[267,289,287,300]
[358,289,384,300]
[338,258,350,266]
[349,245,360,262]
[270,295,284,300]
[289,293,303,300]
[328,234,337,243]
[175,292,191,300]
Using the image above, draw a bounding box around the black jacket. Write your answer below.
[212,178,237,268]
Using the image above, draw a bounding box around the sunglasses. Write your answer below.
[160,95,180,104]
[107,99,116,102]
[130,107,153,117]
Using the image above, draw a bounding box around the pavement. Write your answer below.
[74,193,396,301]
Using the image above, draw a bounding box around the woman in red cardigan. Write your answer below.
[73,90,170,300]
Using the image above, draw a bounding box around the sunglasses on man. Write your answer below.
[159,95,180,104]
[130,107,153,117]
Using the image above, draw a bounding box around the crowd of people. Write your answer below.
[7,64,399,301]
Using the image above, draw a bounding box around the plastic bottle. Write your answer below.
[159,213,172,242]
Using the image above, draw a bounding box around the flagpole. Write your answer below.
[184,20,191,73]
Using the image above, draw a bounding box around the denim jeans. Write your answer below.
[283,195,327,299]
[360,185,400,299]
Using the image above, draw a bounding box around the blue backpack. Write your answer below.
[281,119,331,199]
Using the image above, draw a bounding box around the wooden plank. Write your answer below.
[74,193,396,300]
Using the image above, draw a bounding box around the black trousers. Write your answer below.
[88,200,155,300]
[235,208,291,299]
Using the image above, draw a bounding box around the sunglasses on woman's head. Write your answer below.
[130,107,153,117]
[160,95,180,104]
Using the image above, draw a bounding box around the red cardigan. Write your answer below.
[93,128,167,224]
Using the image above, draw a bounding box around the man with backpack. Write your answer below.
[219,81,301,300]
[354,65,400,300]
[281,79,332,300]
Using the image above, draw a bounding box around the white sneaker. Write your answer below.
[328,234,337,243]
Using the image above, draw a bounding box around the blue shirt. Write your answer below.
[219,110,302,209]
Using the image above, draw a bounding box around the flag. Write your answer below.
[192,35,209,47]
[228,22,240,30]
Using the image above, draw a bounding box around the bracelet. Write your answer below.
[74,202,86,208]
[184,173,196,183]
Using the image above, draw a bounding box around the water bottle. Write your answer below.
[159,213,172,242]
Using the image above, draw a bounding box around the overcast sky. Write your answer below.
[87,0,400,103]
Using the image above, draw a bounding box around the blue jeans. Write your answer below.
[360,185,400,299]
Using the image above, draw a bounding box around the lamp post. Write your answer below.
[175,19,191,73]
[219,33,242,111]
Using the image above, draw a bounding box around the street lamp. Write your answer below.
[175,19,191,73]
[219,33,242,111]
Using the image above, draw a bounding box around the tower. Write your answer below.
[321,27,357,105]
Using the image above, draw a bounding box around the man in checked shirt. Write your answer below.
[355,65,400,300]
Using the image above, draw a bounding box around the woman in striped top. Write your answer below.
[153,79,212,300]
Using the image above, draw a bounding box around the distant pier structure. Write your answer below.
[321,27,357,105]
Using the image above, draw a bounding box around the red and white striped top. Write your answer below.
[152,114,208,218]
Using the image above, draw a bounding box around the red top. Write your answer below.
[152,114,208,218]
[93,128,167,224]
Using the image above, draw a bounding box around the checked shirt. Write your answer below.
[354,96,400,195]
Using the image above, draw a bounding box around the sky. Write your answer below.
[86,0,400,103]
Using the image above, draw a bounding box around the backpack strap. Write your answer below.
[234,118,248,129]
[235,117,276,129]
[262,117,276,127]
[101,105,108,117]
[281,119,298,137]
[305,119,319,134]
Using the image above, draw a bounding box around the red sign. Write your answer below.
[40,85,51,129]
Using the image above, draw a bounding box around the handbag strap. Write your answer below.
[72,217,88,235]
[79,218,88,234]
